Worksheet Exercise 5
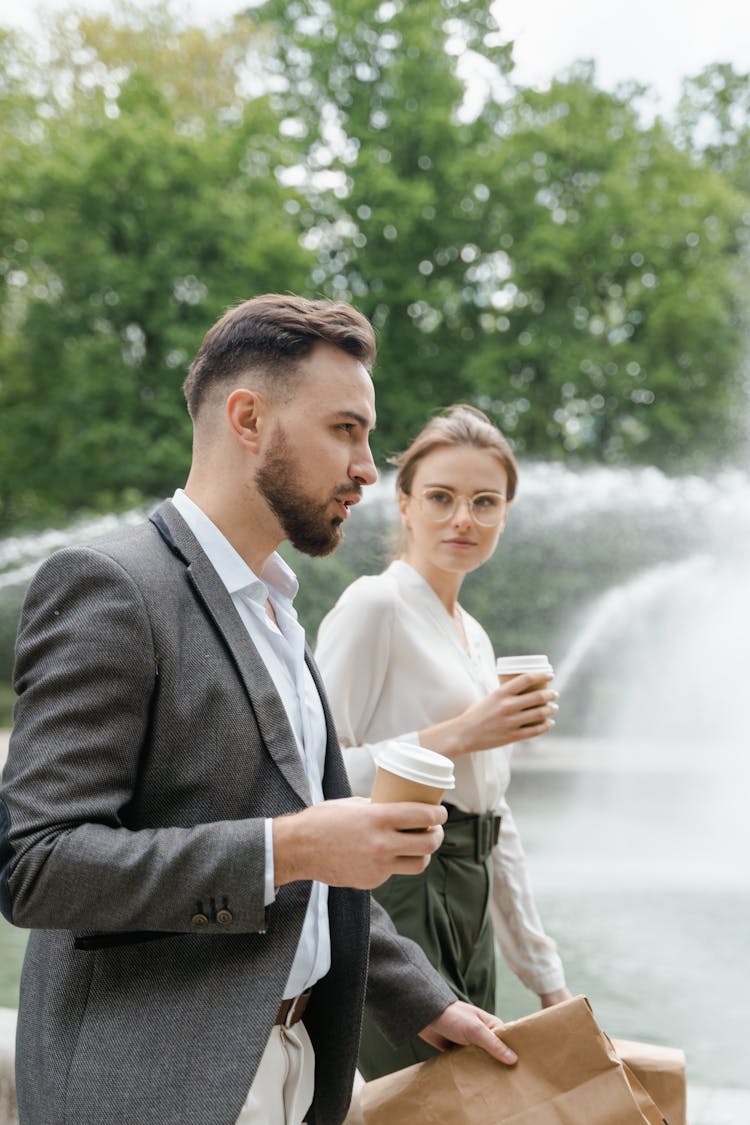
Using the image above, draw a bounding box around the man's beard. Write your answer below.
[256,425,352,557]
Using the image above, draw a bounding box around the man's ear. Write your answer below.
[226,388,269,454]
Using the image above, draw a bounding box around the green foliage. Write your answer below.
[259,0,520,457]
[0,680,14,727]
[675,62,750,196]
[0,3,313,528]
[466,67,750,468]
[1,1,750,535]
[257,4,750,469]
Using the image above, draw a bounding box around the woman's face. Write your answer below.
[399,445,509,580]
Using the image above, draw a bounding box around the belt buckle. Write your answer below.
[475,813,501,863]
[475,814,489,864]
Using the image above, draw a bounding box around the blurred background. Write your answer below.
[1,0,749,1101]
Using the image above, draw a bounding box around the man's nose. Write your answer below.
[351,444,378,486]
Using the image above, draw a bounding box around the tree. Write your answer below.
[464,64,750,467]
[2,1,749,534]
[0,3,313,528]
[258,0,517,458]
[258,3,750,469]
[675,62,750,196]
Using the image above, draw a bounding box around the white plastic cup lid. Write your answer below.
[496,654,553,675]
[374,741,455,790]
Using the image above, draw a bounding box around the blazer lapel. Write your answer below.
[150,501,312,807]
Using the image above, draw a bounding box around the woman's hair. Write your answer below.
[392,404,518,502]
[183,293,377,419]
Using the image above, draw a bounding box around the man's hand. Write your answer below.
[418,1001,518,1066]
[272,797,446,890]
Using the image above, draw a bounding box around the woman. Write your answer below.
[315,404,570,1080]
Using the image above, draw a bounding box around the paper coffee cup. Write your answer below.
[370,741,455,805]
[496,654,554,689]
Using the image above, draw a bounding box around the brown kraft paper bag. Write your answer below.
[360,996,669,1124]
[612,1038,687,1125]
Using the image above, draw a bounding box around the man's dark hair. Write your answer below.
[183,294,377,419]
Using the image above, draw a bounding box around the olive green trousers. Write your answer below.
[359,806,501,1081]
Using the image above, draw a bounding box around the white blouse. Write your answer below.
[315,559,566,995]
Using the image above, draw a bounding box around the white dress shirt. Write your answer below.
[172,489,330,999]
[315,559,566,995]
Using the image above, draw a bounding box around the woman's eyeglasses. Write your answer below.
[413,488,507,527]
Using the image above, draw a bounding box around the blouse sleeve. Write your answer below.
[315,575,418,796]
[467,619,566,993]
[489,798,567,995]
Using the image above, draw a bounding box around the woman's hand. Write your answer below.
[539,987,573,1008]
[419,672,558,758]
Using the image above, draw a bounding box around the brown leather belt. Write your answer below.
[275,991,311,1027]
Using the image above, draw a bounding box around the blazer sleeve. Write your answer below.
[465,627,567,994]
[0,546,269,938]
[365,896,456,1044]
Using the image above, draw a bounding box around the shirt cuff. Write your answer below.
[264,818,276,906]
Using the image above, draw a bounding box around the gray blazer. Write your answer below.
[0,501,454,1125]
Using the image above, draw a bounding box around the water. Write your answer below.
[527,464,750,749]
[0,508,147,592]
[497,763,750,1088]
[1,463,749,1090]
[491,463,750,1089]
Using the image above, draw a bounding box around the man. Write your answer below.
[0,295,517,1125]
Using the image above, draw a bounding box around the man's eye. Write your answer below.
[337,423,355,433]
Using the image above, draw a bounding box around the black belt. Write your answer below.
[440,804,501,863]
[275,991,311,1027]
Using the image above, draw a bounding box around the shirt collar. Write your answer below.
[389,558,428,591]
[171,489,299,606]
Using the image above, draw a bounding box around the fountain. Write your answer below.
[550,467,749,753]
[321,462,750,1089]
[1,461,749,1095]
[478,463,750,1092]
[0,509,148,593]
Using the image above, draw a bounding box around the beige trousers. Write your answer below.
[235,1022,315,1125]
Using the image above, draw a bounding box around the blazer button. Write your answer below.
[191,913,209,926]
[216,909,233,925]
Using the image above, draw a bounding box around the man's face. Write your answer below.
[255,342,377,556]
